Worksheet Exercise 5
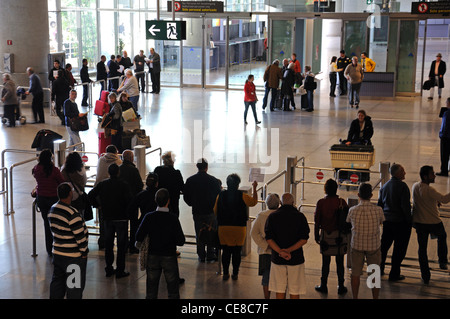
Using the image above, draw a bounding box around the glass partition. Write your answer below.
[343,20,367,58]
[271,20,294,66]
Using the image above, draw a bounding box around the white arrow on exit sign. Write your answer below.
[148,24,161,36]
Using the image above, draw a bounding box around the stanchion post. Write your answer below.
[379,162,390,188]
[31,200,38,258]
[134,145,147,180]
[285,156,297,205]
[53,139,67,169]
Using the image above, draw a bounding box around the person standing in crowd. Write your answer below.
[135,188,186,299]
[243,74,261,124]
[346,183,384,299]
[48,182,89,299]
[96,55,108,95]
[251,193,280,300]
[378,164,412,281]
[154,151,184,218]
[88,163,133,279]
[148,48,161,94]
[119,149,144,254]
[94,144,122,249]
[65,63,76,88]
[1,73,18,127]
[61,151,87,214]
[116,55,124,78]
[344,56,364,109]
[107,55,120,91]
[120,50,133,69]
[291,53,302,85]
[412,166,449,284]
[107,92,124,153]
[48,59,63,84]
[361,52,376,72]
[345,109,374,145]
[32,149,65,257]
[63,90,87,151]
[302,65,316,112]
[51,69,70,125]
[314,179,349,295]
[437,98,450,177]
[337,50,351,95]
[134,50,147,92]
[128,172,159,249]
[80,58,92,107]
[262,59,282,112]
[329,56,342,97]
[214,174,258,280]
[183,158,222,263]
[428,53,446,101]
[264,193,310,299]
[25,67,45,124]
[281,63,296,111]
[117,69,140,112]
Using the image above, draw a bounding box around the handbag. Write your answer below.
[68,176,93,221]
[319,230,348,256]
[422,80,432,91]
[70,114,89,132]
[131,134,151,148]
[336,198,351,234]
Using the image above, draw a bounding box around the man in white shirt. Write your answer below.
[412,165,449,284]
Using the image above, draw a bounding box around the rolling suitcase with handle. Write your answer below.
[98,131,111,156]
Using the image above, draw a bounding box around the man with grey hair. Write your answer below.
[265,193,310,299]
[251,193,280,299]
[262,59,283,111]
[25,67,45,124]
[147,48,161,94]
[117,69,140,112]
[344,56,364,108]
[377,163,412,281]
[1,73,18,127]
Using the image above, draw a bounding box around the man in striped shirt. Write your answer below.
[48,182,89,299]
[346,183,385,299]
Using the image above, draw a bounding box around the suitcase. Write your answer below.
[100,90,110,102]
[98,132,111,156]
[95,100,110,116]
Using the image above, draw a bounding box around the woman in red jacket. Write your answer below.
[244,75,261,125]
[32,149,65,256]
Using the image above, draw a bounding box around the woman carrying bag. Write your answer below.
[314,179,349,295]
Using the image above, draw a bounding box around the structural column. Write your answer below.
[0,0,50,87]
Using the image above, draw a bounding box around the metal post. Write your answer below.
[285,156,297,204]
[240,186,252,257]
[379,162,391,188]
[53,139,67,169]
[134,145,147,180]
[31,200,38,258]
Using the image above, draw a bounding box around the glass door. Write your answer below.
[342,20,368,58]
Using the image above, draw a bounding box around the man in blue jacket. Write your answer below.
[25,67,45,124]
[437,98,450,176]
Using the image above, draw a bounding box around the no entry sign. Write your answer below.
[350,174,359,183]
[316,171,324,180]
[82,155,88,163]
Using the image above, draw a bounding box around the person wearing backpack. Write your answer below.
[314,179,349,295]
[302,66,316,112]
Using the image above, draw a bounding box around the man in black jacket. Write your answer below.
[96,55,107,96]
[183,158,222,262]
[337,50,350,95]
[80,58,92,106]
[428,53,446,101]
[120,149,144,254]
[88,163,133,278]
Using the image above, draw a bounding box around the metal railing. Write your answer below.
[1,167,8,215]
[16,86,53,117]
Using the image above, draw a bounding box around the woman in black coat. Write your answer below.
[51,69,70,125]
[346,110,374,145]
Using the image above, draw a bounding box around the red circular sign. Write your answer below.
[174,1,181,11]
[316,171,324,180]
[82,155,88,163]
[418,3,428,13]
[350,174,359,183]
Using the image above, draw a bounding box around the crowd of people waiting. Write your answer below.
[31,141,449,300]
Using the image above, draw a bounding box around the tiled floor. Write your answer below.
[0,81,449,300]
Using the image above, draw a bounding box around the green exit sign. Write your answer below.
[145,20,186,41]
[367,0,373,4]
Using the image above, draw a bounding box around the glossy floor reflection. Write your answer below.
[0,82,449,299]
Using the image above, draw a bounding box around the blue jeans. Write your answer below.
[146,254,180,299]
[50,254,87,299]
[129,95,140,112]
[348,82,361,106]
[306,90,314,110]
[66,125,82,151]
[262,85,270,109]
[244,101,258,122]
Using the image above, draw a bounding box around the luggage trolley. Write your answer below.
[1,88,27,126]
[329,144,375,187]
